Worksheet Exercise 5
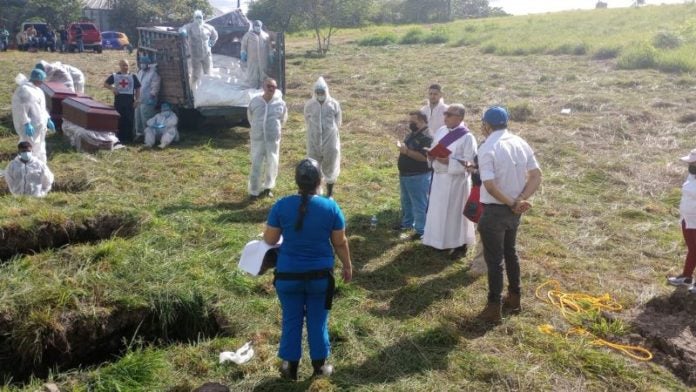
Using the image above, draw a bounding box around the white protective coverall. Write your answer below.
[240,24,270,89]
[4,155,54,197]
[247,90,287,196]
[303,77,342,185]
[39,60,75,92]
[11,74,50,163]
[182,11,219,86]
[135,64,161,138]
[63,64,86,94]
[144,109,178,148]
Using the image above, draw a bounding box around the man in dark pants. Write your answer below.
[476,106,542,323]
[103,59,141,143]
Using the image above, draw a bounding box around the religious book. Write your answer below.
[426,143,451,158]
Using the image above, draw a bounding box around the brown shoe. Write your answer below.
[502,293,521,314]
[477,302,501,323]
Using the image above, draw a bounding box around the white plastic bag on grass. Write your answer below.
[219,341,254,365]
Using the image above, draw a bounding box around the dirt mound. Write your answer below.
[622,289,696,385]
[0,214,139,261]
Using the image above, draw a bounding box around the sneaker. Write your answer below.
[667,276,693,286]
[689,285,696,294]
[261,188,274,198]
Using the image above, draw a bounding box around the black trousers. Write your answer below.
[478,204,521,303]
[115,97,135,143]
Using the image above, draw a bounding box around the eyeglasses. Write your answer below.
[265,85,277,89]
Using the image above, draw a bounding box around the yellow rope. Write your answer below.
[535,280,653,361]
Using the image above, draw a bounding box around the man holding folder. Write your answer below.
[422,104,477,259]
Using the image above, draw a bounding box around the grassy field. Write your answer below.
[1,3,696,391]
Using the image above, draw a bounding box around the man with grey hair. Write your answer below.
[422,103,477,260]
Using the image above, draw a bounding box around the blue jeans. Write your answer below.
[77,39,84,52]
[275,278,330,361]
[399,172,432,235]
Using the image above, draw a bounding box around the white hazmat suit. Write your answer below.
[63,64,86,94]
[135,61,161,138]
[303,77,342,187]
[144,107,178,148]
[182,10,218,86]
[11,74,51,163]
[240,21,270,89]
[39,60,75,92]
[4,154,54,197]
[247,89,287,196]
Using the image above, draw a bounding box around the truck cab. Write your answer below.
[136,10,285,123]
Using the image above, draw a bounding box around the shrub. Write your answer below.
[617,43,657,69]
[481,43,497,54]
[592,46,621,60]
[399,27,426,44]
[656,54,696,73]
[652,31,683,49]
[357,32,397,46]
[549,42,588,56]
[423,27,449,44]
[508,102,533,122]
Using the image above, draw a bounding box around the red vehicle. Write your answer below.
[67,22,102,53]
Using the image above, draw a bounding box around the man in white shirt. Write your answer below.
[476,106,542,323]
[4,141,54,197]
[420,84,448,136]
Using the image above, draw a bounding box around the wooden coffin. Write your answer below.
[40,81,77,114]
[62,97,120,133]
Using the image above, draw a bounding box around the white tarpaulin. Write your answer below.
[62,120,119,152]
[193,54,263,108]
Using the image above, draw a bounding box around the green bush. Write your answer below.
[592,46,621,60]
[481,43,497,54]
[424,32,449,44]
[656,52,696,73]
[357,32,398,46]
[549,42,588,55]
[399,27,426,44]
[508,102,534,122]
[652,31,683,49]
[617,42,657,69]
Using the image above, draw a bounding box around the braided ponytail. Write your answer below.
[295,191,311,231]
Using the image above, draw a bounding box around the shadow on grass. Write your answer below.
[251,378,318,392]
[373,266,475,320]
[174,122,250,151]
[345,210,405,270]
[336,325,458,387]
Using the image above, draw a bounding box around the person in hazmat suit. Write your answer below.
[4,141,54,197]
[247,78,287,199]
[144,103,178,149]
[303,76,342,198]
[134,55,161,140]
[241,20,271,89]
[181,10,218,86]
[11,69,55,163]
[36,60,75,92]
[63,63,86,94]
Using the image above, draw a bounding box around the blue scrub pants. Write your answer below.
[275,278,330,361]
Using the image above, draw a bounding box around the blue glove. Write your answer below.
[155,123,165,129]
[146,96,157,105]
[240,51,247,62]
[208,40,214,48]
[24,123,35,137]
[179,29,187,38]
[47,118,55,131]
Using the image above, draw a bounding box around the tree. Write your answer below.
[302,0,375,54]
[248,0,300,32]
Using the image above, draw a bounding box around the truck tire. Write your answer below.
[95,46,102,53]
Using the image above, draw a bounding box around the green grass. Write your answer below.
[1,3,696,391]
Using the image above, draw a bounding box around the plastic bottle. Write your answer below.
[370,215,378,230]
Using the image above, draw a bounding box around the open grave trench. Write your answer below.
[618,290,696,386]
[0,213,229,382]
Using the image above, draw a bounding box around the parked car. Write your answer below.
[67,22,102,53]
[102,31,131,51]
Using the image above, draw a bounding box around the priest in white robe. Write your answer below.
[422,104,477,260]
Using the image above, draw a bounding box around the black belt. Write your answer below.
[273,269,336,310]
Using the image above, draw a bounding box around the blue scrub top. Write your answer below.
[267,194,346,273]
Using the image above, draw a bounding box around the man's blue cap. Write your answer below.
[482,106,508,127]
[30,69,46,82]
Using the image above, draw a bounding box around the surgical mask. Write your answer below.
[195,17,203,25]
[689,165,696,175]
[316,94,326,102]
[253,26,261,33]
[19,151,32,162]
[409,122,418,132]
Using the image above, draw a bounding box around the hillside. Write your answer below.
[1,3,696,391]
